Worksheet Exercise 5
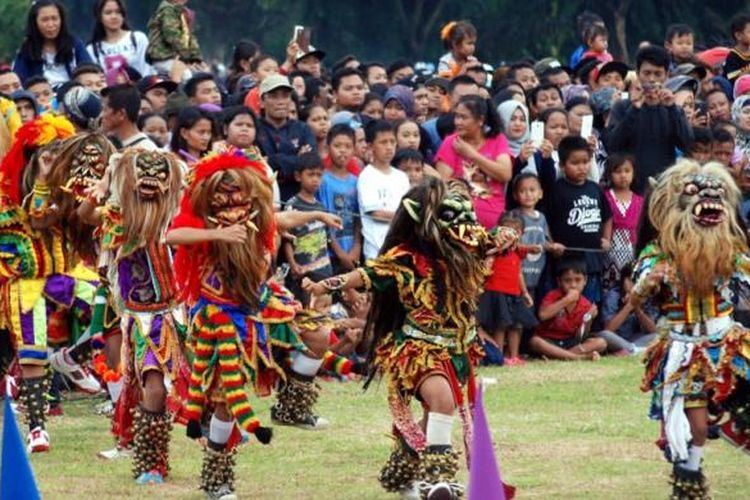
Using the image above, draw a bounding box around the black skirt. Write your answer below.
[477,291,539,333]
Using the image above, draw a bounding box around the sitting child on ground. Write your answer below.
[477,212,540,366]
[597,262,659,354]
[529,258,607,361]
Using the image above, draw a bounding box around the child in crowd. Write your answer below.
[304,104,331,158]
[581,24,613,63]
[598,262,658,354]
[137,112,169,148]
[438,20,478,78]
[357,119,410,259]
[284,153,333,301]
[540,107,569,174]
[361,93,384,120]
[529,259,607,361]
[711,126,735,168]
[601,154,643,294]
[544,136,612,305]
[509,174,564,299]
[393,148,425,186]
[687,127,713,163]
[724,13,750,82]
[317,124,362,273]
[477,212,539,366]
[243,54,280,114]
[146,0,202,75]
[395,118,421,151]
[664,24,695,67]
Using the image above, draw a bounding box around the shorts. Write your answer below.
[538,336,580,350]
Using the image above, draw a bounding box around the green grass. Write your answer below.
[4,357,750,499]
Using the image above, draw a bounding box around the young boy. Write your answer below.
[711,126,736,168]
[317,124,362,273]
[23,76,54,112]
[686,127,713,163]
[529,259,607,361]
[581,24,613,63]
[146,0,202,76]
[357,119,410,260]
[545,136,612,304]
[284,153,333,301]
[393,148,424,186]
[664,24,695,67]
[725,13,750,82]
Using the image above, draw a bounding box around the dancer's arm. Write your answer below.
[165,225,247,245]
[302,269,367,296]
[276,210,342,232]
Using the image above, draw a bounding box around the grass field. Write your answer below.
[4,357,750,499]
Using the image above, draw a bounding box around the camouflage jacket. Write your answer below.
[146,1,201,63]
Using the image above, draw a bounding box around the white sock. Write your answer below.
[685,445,704,471]
[107,379,123,402]
[292,353,324,377]
[425,412,454,446]
[209,415,234,445]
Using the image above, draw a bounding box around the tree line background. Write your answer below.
[0,0,747,68]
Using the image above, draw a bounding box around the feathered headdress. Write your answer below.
[0,114,75,205]
[171,149,277,302]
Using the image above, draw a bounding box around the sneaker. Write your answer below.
[399,483,421,499]
[293,415,329,430]
[27,426,50,453]
[97,446,132,460]
[135,470,164,485]
[504,356,527,366]
[49,349,102,394]
[206,484,237,500]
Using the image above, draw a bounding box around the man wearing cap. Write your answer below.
[10,90,38,124]
[592,61,629,91]
[137,75,178,113]
[255,74,317,201]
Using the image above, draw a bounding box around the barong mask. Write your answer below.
[648,160,747,294]
[208,173,259,231]
[60,138,110,200]
[134,152,172,200]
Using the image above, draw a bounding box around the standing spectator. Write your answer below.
[364,63,388,87]
[382,85,415,122]
[0,68,22,95]
[295,47,325,79]
[72,64,106,95]
[146,0,202,76]
[255,74,317,201]
[225,40,259,93]
[422,75,479,155]
[724,13,750,83]
[24,76,55,112]
[11,90,38,124]
[13,0,93,87]
[607,45,693,192]
[332,68,366,113]
[185,72,222,107]
[386,60,414,85]
[169,106,213,164]
[87,0,151,82]
[436,95,512,228]
[357,120,409,259]
[706,88,732,124]
[137,75,177,113]
[101,83,159,150]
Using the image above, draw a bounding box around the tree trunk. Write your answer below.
[614,0,632,63]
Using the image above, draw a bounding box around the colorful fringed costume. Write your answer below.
[634,160,750,498]
[171,151,334,498]
[0,115,98,452]
[94,150,185,483]
[310,178,495,499]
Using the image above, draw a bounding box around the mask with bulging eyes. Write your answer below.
[437,191,486,249]
[679,173,728,227]
[208,173,259,231]
[134,152,171,200]
[62,140,108,199]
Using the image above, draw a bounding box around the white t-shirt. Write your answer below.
[357,164,410,260]
[42,52,71,87]
[87,31,152,77]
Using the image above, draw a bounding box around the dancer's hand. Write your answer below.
[213,224,247,244]
[316,211,343,230]
[301,277,327,296]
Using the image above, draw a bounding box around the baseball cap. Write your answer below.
[593,61,629,82]
[671,62,707,81]
[295,45,326,63]
[137,75,178,95]
[259,74,294,97]
[665,75,699,95]
[534,57,562,76]
[734,74,750,99]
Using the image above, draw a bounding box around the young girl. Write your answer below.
[137,112,169,148]
[541,107,569,174]
[361,92,384,121]
[243,54,280,115]
[478,212,539,366]
[602,154,643,292]
[438,20,478,78]
[169,106,214,165]
[303,104,330,158]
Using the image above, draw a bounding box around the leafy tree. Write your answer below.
[0,1,31,63]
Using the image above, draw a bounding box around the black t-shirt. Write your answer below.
[724,49,750,82]
[546,178,612,272]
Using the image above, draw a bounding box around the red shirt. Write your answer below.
[322,154,362,176]
[484,248,527,295]
[535,289,593,341]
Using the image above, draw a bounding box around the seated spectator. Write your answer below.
[24,76,55,112]
[529,258,607,361]
[73,63,106,95]
[0,68,22,95]
[146,0,202,77]
[10,90,38,124]
[13,0,93,87]
[87,0,151,80]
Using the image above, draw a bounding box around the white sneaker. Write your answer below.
[49,349,102,394]
[27,426,50,453]
[399,483,420,500]
[295,415,330,430]
[97,446,132,460]
[94,400,114,416]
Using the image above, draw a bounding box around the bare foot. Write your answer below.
[588,351,601,361]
